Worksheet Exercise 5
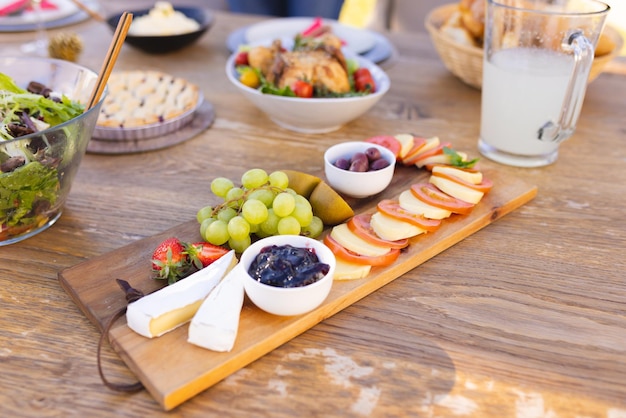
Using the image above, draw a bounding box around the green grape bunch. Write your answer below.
[196,169,324,253]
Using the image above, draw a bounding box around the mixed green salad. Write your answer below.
[0,72,85,241]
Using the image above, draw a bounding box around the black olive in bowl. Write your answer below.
[106,7,213,54]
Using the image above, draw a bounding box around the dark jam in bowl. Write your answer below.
[247,244,330,288]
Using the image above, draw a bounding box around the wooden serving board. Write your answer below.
[58,165,537,411]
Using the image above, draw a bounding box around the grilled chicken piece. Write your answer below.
[269,50,350,93]
[247,39,283,78]
[247,33,351,95]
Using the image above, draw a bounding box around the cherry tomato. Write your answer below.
[354,68,376,92]
[377,200,442,232]
[323,234,400,267]
[291,80,314,98]
[364,135,401,159]
[347,214,409,249]
[410,183,475,215]
[234,51,249,66]
[430,172,494,193]
[403,142,452,166]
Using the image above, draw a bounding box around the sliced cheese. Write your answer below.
[417,136,440,155]
[398,189,451,220]
[394,133,415,159]
[126,250,236,338]
[333,258,372,281]
[432,164,482,184]
[188,265,245,352]
[429,175,484,204]
[403,136,439,163]
[330,223,391,257]
[370,211,425,241]
[415,151,468,168]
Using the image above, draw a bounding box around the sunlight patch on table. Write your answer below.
[433,393,478,415]
[608,408,626,418]
[351,386,381,416]
[268,379,288,397]
[513,390,557,418]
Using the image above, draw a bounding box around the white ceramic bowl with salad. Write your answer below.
[0,57,104,245]
[225,41,390,134]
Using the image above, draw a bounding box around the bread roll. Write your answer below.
[460,0,485,41]
[595,32,615,56]
[441,10,479,47]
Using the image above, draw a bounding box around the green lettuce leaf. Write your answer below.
[0,161,59,227]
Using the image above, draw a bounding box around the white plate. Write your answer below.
[0,0,101,32]
[244,17,376,55]
[0,0,78,25]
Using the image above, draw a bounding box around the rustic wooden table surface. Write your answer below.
[1,5,625,418]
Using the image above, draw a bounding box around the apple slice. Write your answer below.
[370,211,425,241]
[334,258,372,281]
[330,223,391,257]
[398,190,452,220]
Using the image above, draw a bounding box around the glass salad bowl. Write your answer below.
[0,57,104,245]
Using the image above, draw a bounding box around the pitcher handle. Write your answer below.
[537,30,595,143]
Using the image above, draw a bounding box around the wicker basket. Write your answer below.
[425,3,624,89]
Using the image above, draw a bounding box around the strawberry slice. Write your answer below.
[185,242,229,270]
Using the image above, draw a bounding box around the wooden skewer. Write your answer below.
[86,11,133,110]
[68,0,106,22]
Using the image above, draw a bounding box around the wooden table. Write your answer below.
[2,9,625,418]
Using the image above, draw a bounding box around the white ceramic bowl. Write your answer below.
[225,51,390,134]
[324,141,396,198]
[239,235,336,316]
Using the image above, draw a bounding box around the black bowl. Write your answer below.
[107,7,213,54]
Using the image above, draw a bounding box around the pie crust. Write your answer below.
[97,70,200,129]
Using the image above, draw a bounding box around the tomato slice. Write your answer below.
[347,214,409,249]
[404,142,452,166]
[377,200,442,232]
[364,135,401,159]
[324,234,400,267]
[410,183,475,215]
[430,171,494,193]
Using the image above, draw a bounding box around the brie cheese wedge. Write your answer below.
[187,265,245,352]
[126,250,236,338]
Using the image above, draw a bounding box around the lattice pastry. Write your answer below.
[97,70,200,128]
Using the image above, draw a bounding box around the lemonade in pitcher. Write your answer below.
[479,47,574,163]
[478,0,610,167]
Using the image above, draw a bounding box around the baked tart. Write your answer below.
[94,70,201,140]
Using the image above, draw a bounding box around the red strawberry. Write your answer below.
[151,237,192,284]
[185,242,229,270]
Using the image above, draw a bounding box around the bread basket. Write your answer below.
[425,3,624,89]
